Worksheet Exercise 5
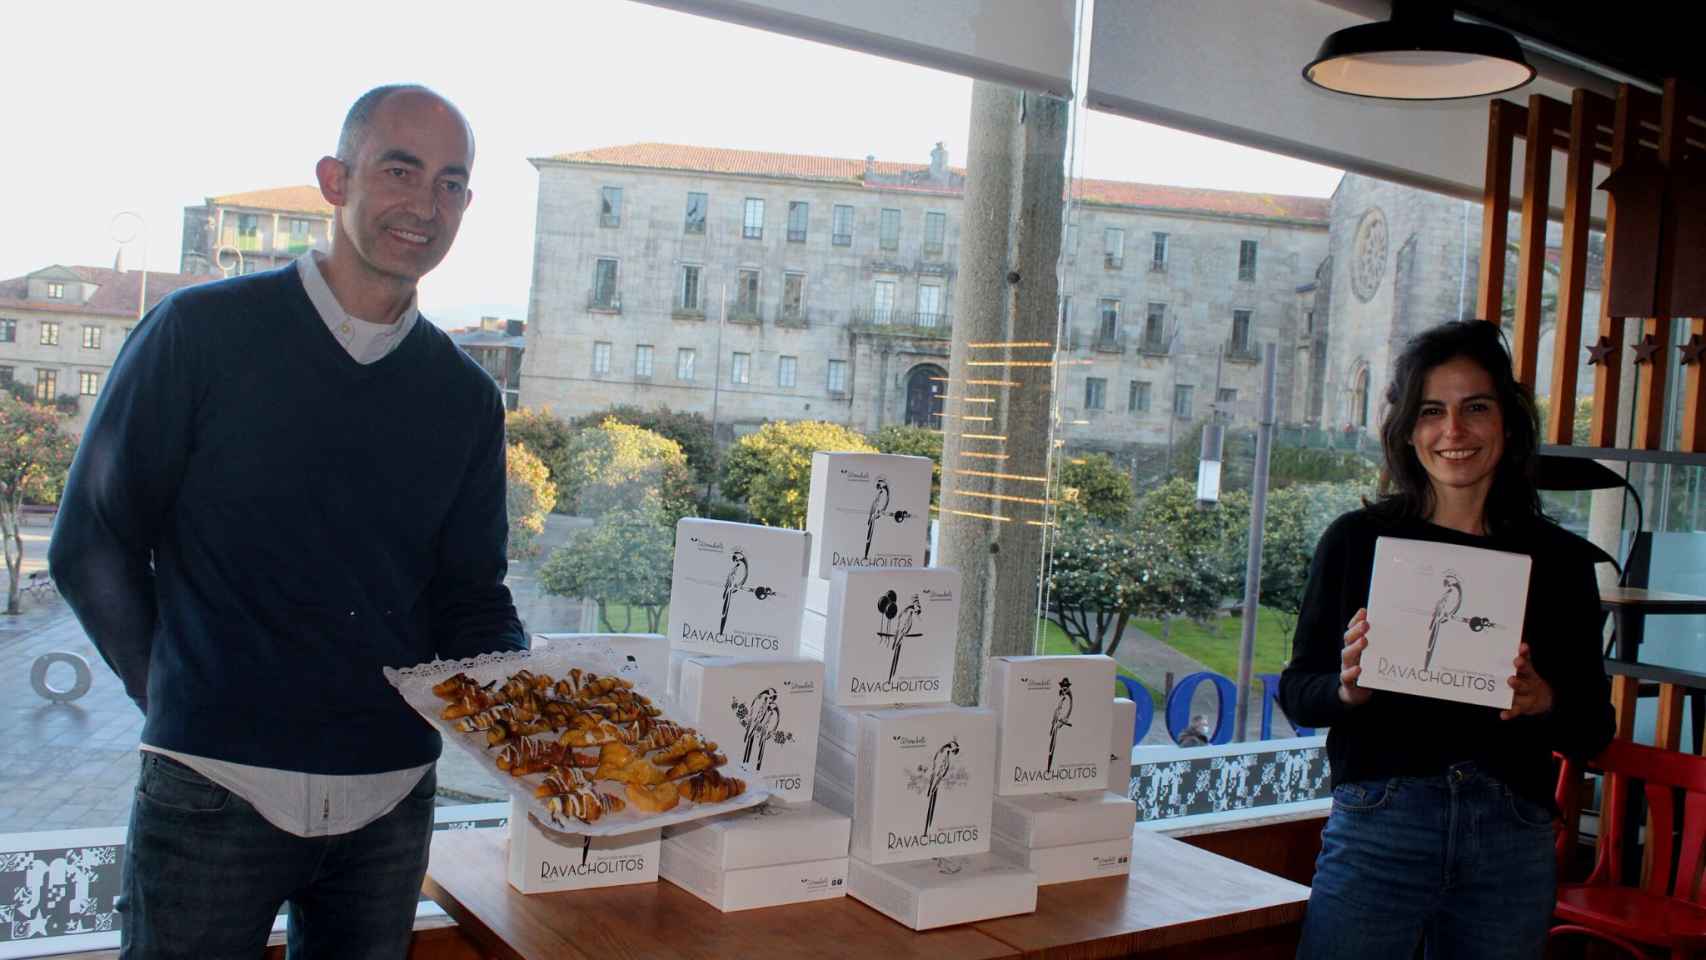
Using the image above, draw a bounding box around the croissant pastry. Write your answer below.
[432,672,483,700]
[652,735,714,766]
[634,721,688,753]
[682,770,746,803]
[496,738,595,777]
[557,719,625,747]
[625,780,680,813]
[663,750,726,781]
[595,742,669,786]
[441,689,500,720]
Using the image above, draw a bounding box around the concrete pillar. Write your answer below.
[942,83,1068,705]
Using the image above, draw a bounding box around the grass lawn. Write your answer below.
[1132,607,1295,682]
[1038,619,1162,706]
[591,602,668,634]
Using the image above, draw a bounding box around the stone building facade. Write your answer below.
[520,143,1331,448]
[179,186,332,277]
[0,265,219,431]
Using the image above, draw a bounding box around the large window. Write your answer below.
[1231,309,1253,353]
[1172,384,1193,418]
[592,341,611,375]
[592,258,619,308]
[871,279,896,324]
[1238,239,1258,281]
[678,264,701,312]
[731,351,751,385]
[634,344,654,378]
[923,211,946,257]
[80,371,100,396]
[878,208,900,251]
[1129,379,1151,412]
[1152,232,1168,271]
[1104,228,1124,269]
[742,198,764,240]
[1143,303,1166,352]
[600,186,622,227]
[917,284,943,327]
[1,318,17,342]
[778,355,797,388]
[82,324,102,349]
[685,192,707,234]
[1085,377,1106,410]
[40,321,60,346]
[782,272,805,322]
[1097,298,1120,345]
[826,358,848,394]
[35,368,56,402]
[832,204,854,246]
[676,347,697,381]
[735,269,761,318]
[787,201,808,243]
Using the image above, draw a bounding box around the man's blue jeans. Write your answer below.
[117,753,435,960]
[1297,762,1557,959]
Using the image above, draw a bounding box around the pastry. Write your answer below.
[682,769,746,803]
[662,750,726,781]
[624,781,680,813]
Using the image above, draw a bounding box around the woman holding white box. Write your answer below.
[1279,321,1612,959]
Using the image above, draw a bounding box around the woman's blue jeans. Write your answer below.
[116,752,435,960]
[1298,762,1557,959]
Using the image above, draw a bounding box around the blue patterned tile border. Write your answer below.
[1120,735,1332,823]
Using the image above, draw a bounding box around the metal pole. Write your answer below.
[1234,342,1278,742]
[710,282,727,435]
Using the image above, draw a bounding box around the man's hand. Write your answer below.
[1500,643,1554,720]
[1338,608,1373,707]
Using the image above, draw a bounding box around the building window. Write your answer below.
[917,284,943,327]
[1085,377,1106,411]
[40,321,60,346]
[731,352,751,385]
[635,344,654,378]
[1173,384,1194,418]
[827,359,848,394]
[782,272,805,322]
[82,325,102,349]
[787,202,808,243]
[1129,380,1151,413]
[1152,233,1168,271]
[778,355,798,388]
[735,269,761,319]
[0,319,15,342]
[743,198,764,240]
[1143,303,1166,351]
[600,186,622,227]
[1217,387,1237,406]
[871,280,896,324]
[678,264,701,312]
[35,369,56,402]
[832,204,854,246]
[0,366,11,384]
[1238,240,1258,281]
[878,208,900,251]
[685,192,707,234]
[677,347,697,381]
[47,282,64,299]
[1065,223,1079,258]
[290,218,312,240]
[923,212,946,257]
[1097,298,1120,344]
[592,259,619,309]
[80,371,100,396]
[592,341,611,375]
[1231,309,1253,352]
[1104,228,1124,269]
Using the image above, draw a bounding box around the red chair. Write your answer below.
[1551,739,1706,958]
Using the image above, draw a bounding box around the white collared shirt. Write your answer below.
[141,252,432,837]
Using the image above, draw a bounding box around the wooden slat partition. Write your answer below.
[1619,87,1670,450]
[1477,100,1524,324]
[1664,79,1706,451]
[1590,87,1663,447]
[1549,90,1615,445]
[1511,95,1571,388]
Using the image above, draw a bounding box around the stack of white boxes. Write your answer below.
[658,518,856,910]
[986,656,1137,884]
[802,452,935,618]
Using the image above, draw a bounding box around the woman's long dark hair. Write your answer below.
[1372,320,1543,534]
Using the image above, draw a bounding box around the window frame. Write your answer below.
[923,211,946,257]
[40,321,60,346]
[782,272,806,321]
[81,324,102,350]
[1104,227,1125,269]
[676,347,697,381]
[742,198,765,240]
[1097,298,1121,344]
[1152,232,1168,271]
[79,370,100,396]
[917,283,943,327]
[0,318,15,342]
[592,258,620,309]
[731,351,752,385]
[600,186,622,228]
[684,192,707,235]
[736,269,761,317]
[878,208,900,251]
[47,282,65,299]
[1173,384,1194,418]
[678,263,702,312]
[1238,239,1258,281]
[787,201,809,243]
[831,204,854,246]
[592,341,612,375]
[826,358,848,395]
[1085,377,1107,411]
[778,354,798,388]
[1231,308,1253,352]
[1129,379,1152,413]
[35,368,57,402]
[1143,302,1167,351]
[634,344,654,379]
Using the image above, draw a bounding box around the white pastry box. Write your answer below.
[813,765,854,817]
[823,567,960,706]
[1361,536,1531,709]
[1110,697,1137,796]
[847,852,1037,930]
[661,799,850,870]
[990,833,1132,885]
[506,799,660,894]
[675,656,824,803]
[668,519,810,658]
[816,733,856,792]
[990,791,1136,848]
[851,705,996,864]
[988,655,1116,796]
[532,633,668,692]
[805,453,933,591]
[660,840,848,912]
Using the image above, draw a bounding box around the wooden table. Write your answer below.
[423,827,1309,960]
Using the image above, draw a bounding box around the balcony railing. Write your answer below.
[1226,338,1261,363]
[587,290,622,313]
[1138,336,1170,357]
[728,303,763,324]
[787,228,807,243]
[234,233,262,252]
[922,242,944,259]
[832,232,852,246]
[1104,254,1123,270]
[672,300,705,320]
[849,309,951,339]
[775,308,812,329]
[1093,328,1127,354]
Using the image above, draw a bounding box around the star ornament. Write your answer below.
[1680,334,1706,367]
[1586,336,1617,366]
[1632,335,1663,366]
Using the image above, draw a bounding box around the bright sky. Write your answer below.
[2,1,1343,326]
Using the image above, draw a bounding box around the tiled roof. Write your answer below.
[1074,178,1330,224]
[0,266,222,319]
[541,143,1330,223]
[542,143,962,186]
[205,186,333,217]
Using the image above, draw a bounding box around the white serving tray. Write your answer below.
[385,648,767,837]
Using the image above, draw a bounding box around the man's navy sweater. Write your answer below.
[49,266,526,774]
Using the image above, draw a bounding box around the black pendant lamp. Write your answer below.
[1303,0,1536,100]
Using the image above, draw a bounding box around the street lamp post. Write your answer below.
[110,211,148,319]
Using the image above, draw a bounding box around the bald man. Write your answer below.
[51,84,525,959]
